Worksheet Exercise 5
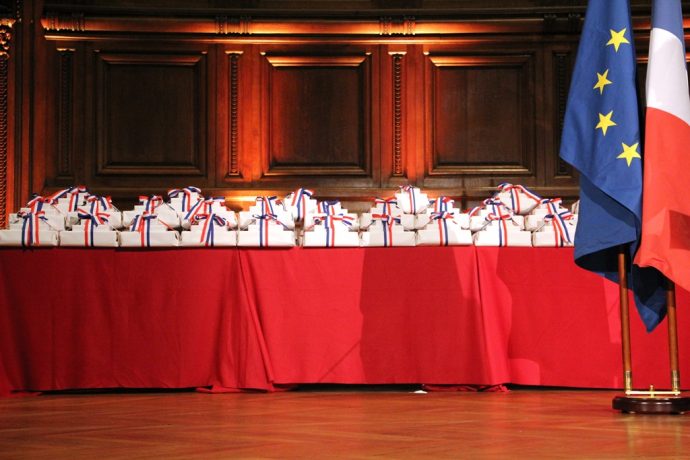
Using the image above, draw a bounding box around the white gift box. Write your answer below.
[395,186,429,214]
[494,183,542,215]
[284,188,318,222]
[47,186,91,214]
[0,213,59,246]
[416,211,469,230]
[180,228,237,247]
[167,186,204,213]
[238,196,294,230]
[360,212,415,231]
[237,214,296,247]
[303,227,360,247]
[69,208,123,230]
[0,229,59,247]
[120,230,180,247]
[123,203,180,229]
[13,209,66,231]
[59,226,119,247]
[372,197,402,216]
[416,215,472,246]
[469,213,524,232]
[467,199,524,231]
[472,217,532,247]
[532,225,577,247]
[179,198,237,229]
[360,219,416,247]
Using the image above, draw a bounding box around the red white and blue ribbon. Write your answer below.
[25,194,55,213]
[431,212,455,246]
[374,197,398,215]
[319,215,354,247]
[138,195,164,214]
[371,213,400,247]
[252,213,287,248]
[496,183,541,214]
[76,211,110,247]
[18,211,49,247]
[543,211,575,247]
[192,213,228,247]
[482,198,512,218]
[256,196,281,217]
[167,186,202,212]
[431,196,455,213]
[86,195,114,215]
[289,188,314,221]
[316,200,340,215]
[399,185,419,214]
[183,197,221,222]
[484,213,514,247]
[129,213,166,247]
[48,185,90,211]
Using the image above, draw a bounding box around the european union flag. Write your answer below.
[560,0,666,331]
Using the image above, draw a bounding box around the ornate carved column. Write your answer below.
[0,18,15,229]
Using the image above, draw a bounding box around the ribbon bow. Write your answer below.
[371,213,401,247]
[252,213,288,247]
[318,215,354,247]
[138,195,164,214]
[431,196,455,213]
[256,196,281,217]
[86,195,115,215]
[77,211,111,246]
[288,188,314,221]
[192,213,228,246]
[374,197,398,215]
[129,213,166,247]
[543,211,575,246]
[25,194,56,213]
[482,213,515,246]
[47,185,90,212]
[317,200,341,215]
[167,186,202,212]
[17,211,51,247]
[496,183,541,214]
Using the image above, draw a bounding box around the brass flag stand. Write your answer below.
[612,247,690,414]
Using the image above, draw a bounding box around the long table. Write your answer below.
[1,247,688,395]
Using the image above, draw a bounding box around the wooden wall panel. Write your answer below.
[93,50,207,178]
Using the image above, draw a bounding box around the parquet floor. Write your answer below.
[1,387,689,459]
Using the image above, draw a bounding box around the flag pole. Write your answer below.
[612,258,690,414]
[617,246,633,393]
[666,278,681,394]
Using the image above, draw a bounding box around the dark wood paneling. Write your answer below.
[94,50,207,177]
[424,52,536,182]
[261,52,373,179]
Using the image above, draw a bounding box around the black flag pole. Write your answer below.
[612,246,690,414]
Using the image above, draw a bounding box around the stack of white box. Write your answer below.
[180,213,237,247]
[10,194,66,231]
[471,194,532,247]
[303,198,360,247]
[416,194,472,246]
[67,195,123,229]
[0,211,59,247]
[47,186,91,216]
[530,198,577,247]
[60,209,119,247]
[237,196,295,247]
[120,213,180,247]
[359,197,416,247]
[123,195,180,229]
[283,188,318,224]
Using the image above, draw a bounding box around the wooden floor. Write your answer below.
[1,387,689,459]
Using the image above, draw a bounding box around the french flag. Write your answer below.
[636,0,690,292]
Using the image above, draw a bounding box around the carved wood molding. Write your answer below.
[57,48,75,180]
[0,18,14,228]
[226,51,242,177]
[390,52,405,176]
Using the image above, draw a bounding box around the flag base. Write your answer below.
[612,395,690,414]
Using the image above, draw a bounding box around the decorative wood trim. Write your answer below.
[44,12,85,32]
[227,51,242,177]
[216,16,252,35]
[554,51,572,177]
[0,18,14,228]
[57,48,75,180]
[390,52,405,176]
[265,55,367,67]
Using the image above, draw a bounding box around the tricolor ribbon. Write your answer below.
[86,195,115,215]
[192,213,228,247]
[543,211,575,247]
[129,213,169,247]
[319,215,354,248]
[184,198,218,222]
[431,212,455,247]
[374,197,398,215]
[256,196,281,217]
[288,188,314,221]
[483,213,514,247]
[371,213,401,247]
[399,185,419,214]
[26,194,55,213]
[18,211,50,247]
[76,211,110,247]
[167,186,202,212]
[47,185,90,212]
[316,200,340,215]
[432,196,455,213]
[482,198,512,218]
[252,213,288,248]
[138,195,164,214]
[496,183,541,214]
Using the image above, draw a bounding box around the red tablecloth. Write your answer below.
[1,247,688,396]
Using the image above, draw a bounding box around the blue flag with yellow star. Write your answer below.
[560,0,666,331]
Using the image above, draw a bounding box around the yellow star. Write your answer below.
[607,28,630,52]
[596,111,617,136]
[593,69,612,94]
[617,142,641,167]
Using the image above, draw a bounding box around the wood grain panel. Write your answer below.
[426,54,535,177]
[94,51,207,177]
[263,53,371,177]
